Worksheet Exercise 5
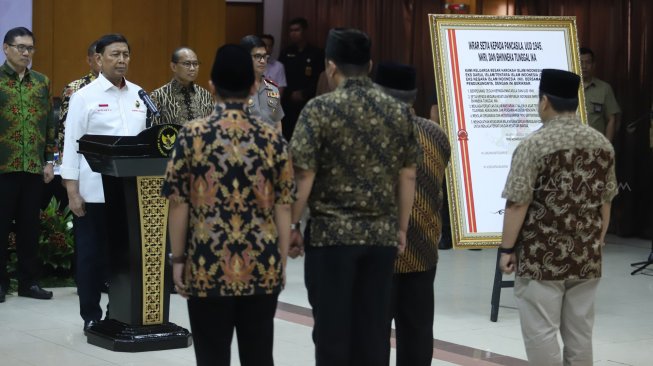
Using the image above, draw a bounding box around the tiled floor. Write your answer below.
[1,234,652,366]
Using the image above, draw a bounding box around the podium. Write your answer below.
[78,124,192,352]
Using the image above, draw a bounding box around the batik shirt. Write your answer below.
[395,116,450,273]
[290,77,420,248]
[502,114,618,280]
[162,103,295,297]
[0,62,54,174]
[150,79,213,125]
[58,72,96,155]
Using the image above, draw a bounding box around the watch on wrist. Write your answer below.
[168,252,187,265]
[498,246,515,254]
[290,221,302,231]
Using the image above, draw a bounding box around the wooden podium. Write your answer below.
[78,124,192,352]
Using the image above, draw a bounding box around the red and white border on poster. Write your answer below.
[429,15,586,248]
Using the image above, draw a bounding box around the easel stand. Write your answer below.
[490,248,514,322]
[630,241,653,275]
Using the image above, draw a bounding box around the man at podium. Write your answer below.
[60,33,147,332]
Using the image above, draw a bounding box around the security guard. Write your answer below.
[580,47,620,142]
[240,35,284,132]
[278,17,324,141]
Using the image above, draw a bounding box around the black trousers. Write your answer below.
[74,203,109,321]
[386,267,437,366]
[0,172,43,289]
[187,294,279,366]
[304,244,397,366]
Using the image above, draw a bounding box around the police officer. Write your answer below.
[240,35,284,132]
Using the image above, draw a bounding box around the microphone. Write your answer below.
[138,89,160,118]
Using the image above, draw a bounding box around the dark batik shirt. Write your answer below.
[150,79,213,126]
[502,115,617,280]
[58,72,96,154]
[290,77,420,248]
[0,62,54,174]
[395,116,450,273]
[162,102,295,297]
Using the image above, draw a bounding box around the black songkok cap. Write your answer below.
[211,44,254,93]
[325,28,371,66]
[539,68,580,99]
[374,62,417,91]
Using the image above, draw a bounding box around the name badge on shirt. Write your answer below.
[267,91,279,99]
[592,103,603,113]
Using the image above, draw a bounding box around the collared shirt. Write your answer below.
[395,116,450,273]
[264,59,287,88]
[502,114,618,281]
[60,73,147,202]
[247,78,284,128]
[290,77,420,248]
[161,102,295,298]
[584,77,620,135]
[0,62,55,174]
[58,72,97,155]
[150,79,213,126]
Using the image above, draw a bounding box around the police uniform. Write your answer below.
[248,78,284,128]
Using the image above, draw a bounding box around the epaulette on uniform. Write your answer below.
[264,78,279,88]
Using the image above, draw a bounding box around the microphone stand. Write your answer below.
[146,109,152,129]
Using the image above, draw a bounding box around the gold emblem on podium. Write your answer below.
[157,125,180,157]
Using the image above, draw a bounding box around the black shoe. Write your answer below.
[101,281,109,294]
[0,285,5,303]
[17,285,53,300]
[83,320,98,334]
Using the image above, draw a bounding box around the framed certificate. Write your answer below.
[429,15,586,248]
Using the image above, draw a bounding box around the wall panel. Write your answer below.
[32,0,226,96]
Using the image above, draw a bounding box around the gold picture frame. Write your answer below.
[429,15,586,248]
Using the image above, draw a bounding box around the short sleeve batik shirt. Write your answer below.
[502,114,617,280]
[290,76,420,248]
[162,102,295,297]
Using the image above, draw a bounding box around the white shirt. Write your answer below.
[60,73,147,203]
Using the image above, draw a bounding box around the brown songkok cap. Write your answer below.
[539,68,580,99]
[325,28,371,66]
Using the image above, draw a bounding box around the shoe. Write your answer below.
[0,285,5,303]
[101,281,109,294]
[17,284,53,300]
[83,320,98,334]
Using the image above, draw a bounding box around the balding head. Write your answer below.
[170,47,200,86]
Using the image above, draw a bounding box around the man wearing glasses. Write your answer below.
[150,47,213,126]
[0,27,55,303]
[240,35,284,133]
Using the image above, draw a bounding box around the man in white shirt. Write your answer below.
[60,34,147,332]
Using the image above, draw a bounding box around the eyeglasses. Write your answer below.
[7,44,35,54]
[252,53,269,62]
[177,61,201,69]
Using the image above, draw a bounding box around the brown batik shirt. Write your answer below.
[58,72,96,156]
[395,116,450,273]
[162,102,295,297]
[502,114,617,280]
